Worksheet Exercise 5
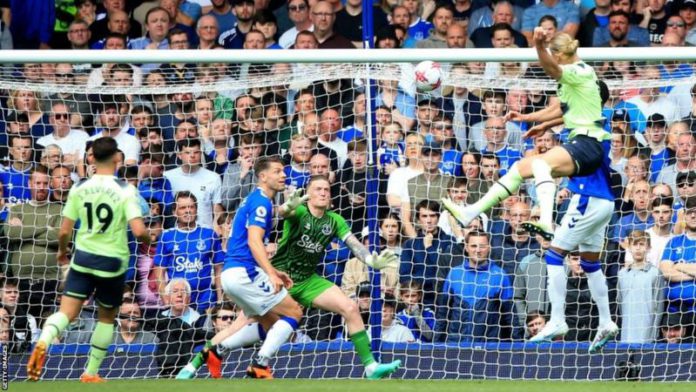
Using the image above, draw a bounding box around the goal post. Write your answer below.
[2,48,696,381]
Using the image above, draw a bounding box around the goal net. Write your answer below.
[3,52,696,381]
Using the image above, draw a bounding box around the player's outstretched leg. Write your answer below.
[442,163,524,228]
[312,285,401,379]
[582,257,619,353]
[530,248,569,343]
[521,159,557,240]
[27,309,72,381]
[177,311,268,379]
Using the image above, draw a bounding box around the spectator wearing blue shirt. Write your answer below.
[480,117,522,177]
[659,196,696,312]
[430,116,463,176]
[138,152,175,217]
[521,0,580,44]
[397,280,436,342]
[644,114,675,182]
[470,2,527,48]
[578,0,612,47]
[130,7,171,73]
[0,135,34,206]
[10,0,55,49]
[219,0,256,49]
[435,230,520,342]
[284,134,312,191]
[337,93,366,143]
[615,179,654,248]
[400,200,463,307]
[376,79,417,132]
[594,10,649,47]
[401,0,433,47]
[154,191,224,313]
[207,0,238,33]
[490,201,541,280]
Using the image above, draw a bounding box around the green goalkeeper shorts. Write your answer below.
[288,274,334,309]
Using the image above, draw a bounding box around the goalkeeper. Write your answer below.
[177,175,401,380]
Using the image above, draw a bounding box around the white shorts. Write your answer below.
[551,194,613,253]
[221,267,288,317]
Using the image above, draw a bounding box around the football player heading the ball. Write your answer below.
[443,28,619,351]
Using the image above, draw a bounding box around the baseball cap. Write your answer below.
[647,113,666,128]
[417,97,440,107]
[421,140,443,155]
[680,0,696,10]
[612,108,630,123]
[676,171,696,186]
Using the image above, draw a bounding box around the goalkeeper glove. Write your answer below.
[365,249,398,270]
[280,189,309,215]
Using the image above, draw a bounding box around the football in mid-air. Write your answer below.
[414,60,442,93]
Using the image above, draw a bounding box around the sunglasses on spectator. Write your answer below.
[118,314,140,321]
[56,73,73,79]
[53,113,70,119]
[667,22,686,28]
[216,315,235,321]
[677,182,694,188]
[289,4,307,11]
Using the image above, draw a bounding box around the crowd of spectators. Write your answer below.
[2,0,696,375]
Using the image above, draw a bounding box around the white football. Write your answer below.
[414,60,442,93]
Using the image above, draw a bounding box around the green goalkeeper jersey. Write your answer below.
[558,61,609,142]
[272,205,352,284]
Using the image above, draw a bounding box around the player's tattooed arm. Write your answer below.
[344,234,371,263]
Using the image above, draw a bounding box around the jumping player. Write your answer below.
[177,175,401,380]
[26,137,151,382]
[444,28,619,352]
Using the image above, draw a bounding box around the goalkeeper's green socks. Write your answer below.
[470,164,523,213]
[190,341,215,370]
[38,312,70,347]
[350,330,376,371]
[84,322,114,376]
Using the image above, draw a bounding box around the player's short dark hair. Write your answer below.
[685,196,696,210]
[175,190,198,205]
[651,196,674,209]
[480,152,500,165]
[176,137,201,152]
[92,137,119,163]
[490,23,514,37]
[254,155,284,176]
[482,89,506,102]
[526,310,547,325]
[465,229,490,244]
[608,10,630,21]
[416,199,440,216]
[9,134,33,147]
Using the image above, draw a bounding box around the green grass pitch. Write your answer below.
[7,379,696,392]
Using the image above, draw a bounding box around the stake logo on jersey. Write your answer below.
[272,204,352,283]
[154,226,223,310]
[225,188,274,271]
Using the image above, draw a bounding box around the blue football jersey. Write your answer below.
[0,165,32,206]
[224,187,274,271]
[284,166,311,189]
[566,140,615,201]
[440,149,463,176]
[154,226,223,310]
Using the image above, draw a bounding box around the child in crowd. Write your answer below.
[377,123,405,175]
[618,230,664,343]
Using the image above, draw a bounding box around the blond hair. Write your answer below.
[549,33,579,59]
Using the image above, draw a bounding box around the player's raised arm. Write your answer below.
[278,188,309,218]
[534,27,563,81]
[344,233,398,270]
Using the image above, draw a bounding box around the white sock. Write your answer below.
[219,323,263,353]
[547,264,567,324]
[586,270,612,327]
[531,159,556,228]
[256,318,296,366]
